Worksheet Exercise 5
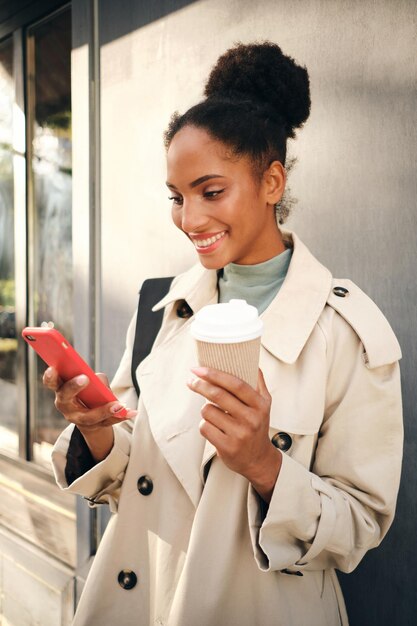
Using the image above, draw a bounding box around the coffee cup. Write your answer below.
[190,299,263,388]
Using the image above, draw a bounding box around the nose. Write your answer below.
[180,198,208,233]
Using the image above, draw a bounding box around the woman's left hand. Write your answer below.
[187,367,282,502]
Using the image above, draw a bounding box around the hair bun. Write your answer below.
[204,41,310,136]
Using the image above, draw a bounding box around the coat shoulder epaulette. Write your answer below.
[326,279,402,368]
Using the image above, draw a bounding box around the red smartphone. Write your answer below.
[22,326,127,417]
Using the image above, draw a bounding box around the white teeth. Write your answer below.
[194,231,225,248]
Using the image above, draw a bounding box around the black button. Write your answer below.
[332,286,349,298]
[176,300,193,318]
[118,570,137,589]
[137,475,153,496]
[271,432,292,451]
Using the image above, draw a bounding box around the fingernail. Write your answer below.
[44,368,52,380]
[187,377,198,388]
[190,367,207,376]
[75,374,89,386]
[110,403,124,414]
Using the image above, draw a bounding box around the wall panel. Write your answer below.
[97,2,416,623]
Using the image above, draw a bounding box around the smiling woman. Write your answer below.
[166,126,287,267]
[48,41,403,626]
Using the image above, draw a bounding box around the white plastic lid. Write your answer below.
[190,299,263,343]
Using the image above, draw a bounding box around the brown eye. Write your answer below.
[204,189,225,199]
[168,196,183,206]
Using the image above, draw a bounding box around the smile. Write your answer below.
[191,231,227,253]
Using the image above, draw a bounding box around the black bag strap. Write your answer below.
[131,276,174,397]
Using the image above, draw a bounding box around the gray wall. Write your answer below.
[73,1,416,623]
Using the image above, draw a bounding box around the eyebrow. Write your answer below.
[166,174,225,190]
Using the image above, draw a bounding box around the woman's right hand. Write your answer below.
[43,366,137,461]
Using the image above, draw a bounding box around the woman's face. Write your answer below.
[166,125,285,269]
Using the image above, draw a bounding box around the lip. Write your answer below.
[189,231,227,254]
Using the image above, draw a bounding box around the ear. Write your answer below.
[263,161,286,205]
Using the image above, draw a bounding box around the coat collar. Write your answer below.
[152,262,218,316]
[260,232,332,363]
[153,231,332,363]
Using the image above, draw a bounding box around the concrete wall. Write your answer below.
[79,1,416,623]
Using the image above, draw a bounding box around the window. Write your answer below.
[0,7,72,468]
[0,3,75,568]
[0,37,17,456]
[27,6,73,468]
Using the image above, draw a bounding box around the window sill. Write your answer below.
[0,457,76,567]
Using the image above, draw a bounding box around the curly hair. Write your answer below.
[164,42,311,222]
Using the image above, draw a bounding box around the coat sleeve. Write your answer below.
[247,307,403,574]
[51,312,138,512]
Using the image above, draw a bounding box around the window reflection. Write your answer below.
[29,8,73,467]
[0,38,18,456]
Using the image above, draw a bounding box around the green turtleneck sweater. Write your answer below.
[218,248,293,314]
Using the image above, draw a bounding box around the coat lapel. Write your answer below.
[138,265,218,508]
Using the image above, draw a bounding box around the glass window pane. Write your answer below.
[0,38,18,457]
[29,8,73,468]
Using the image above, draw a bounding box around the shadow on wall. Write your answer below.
[74,0,201,49]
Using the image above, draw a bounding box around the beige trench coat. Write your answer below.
[52,232,403,626]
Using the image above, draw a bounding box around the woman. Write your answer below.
[47,42,403,625]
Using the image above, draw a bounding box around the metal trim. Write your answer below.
[90,0,101,371]
[25,23,36,460]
